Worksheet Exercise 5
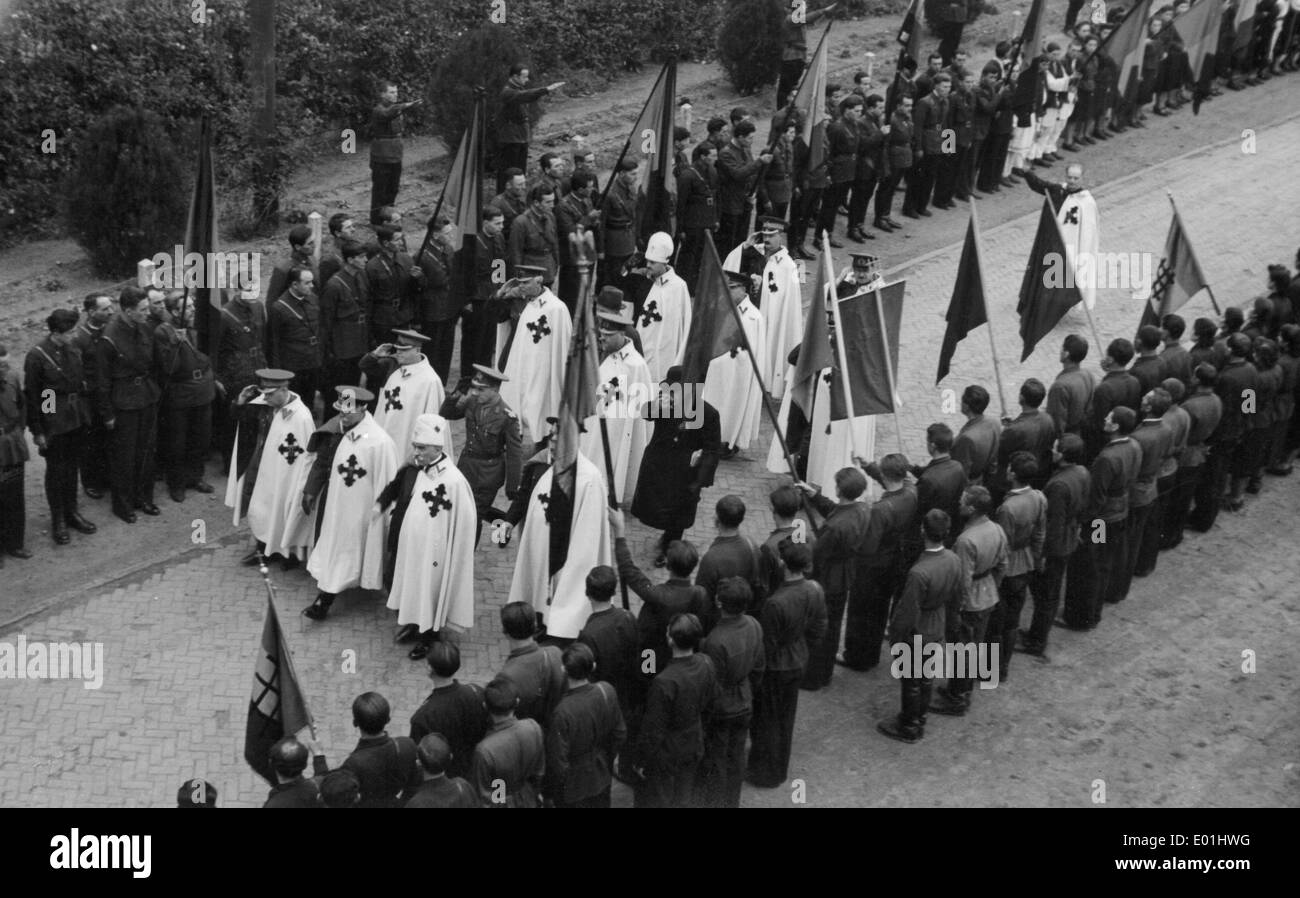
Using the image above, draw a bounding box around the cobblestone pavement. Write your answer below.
[2,109,1299,808]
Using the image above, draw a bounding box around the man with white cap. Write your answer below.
[360,328,452,459]
[439,363,523,541]
[581,307,654,505]
[491,265,573,447]
[300,385,399,621]
[384,413,477,660]
[636,232,693,384]
[754,216,803,399]
[225,368,315,569]
[702,268,767,458]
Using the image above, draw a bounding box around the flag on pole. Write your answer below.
[681,232,746,383]
[831,280,906,419]
[1234,0,1260,53]
[1099,0,1156,106]
[624,61,678,244]
[791,24,831,178]
[1018,197,1084,361]
[896,0,923,65]
[244,597,315,785]
[790,243,834,419]
[1018,0,1051,62]
[1176,0,1224,113]
[937,217,988,384]
[443,95,485,242]
[547,267,602,576]
[183,115,222,357]
[1139,203,1214,329]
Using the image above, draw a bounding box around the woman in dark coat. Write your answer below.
[630,366,722,565]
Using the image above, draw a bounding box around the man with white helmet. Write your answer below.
[635,232,693,384]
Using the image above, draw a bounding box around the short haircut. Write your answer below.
[1008,450,1038,484]
[119,285,147,310]
[585,565,617,602]
[927,422,954,453]
[1136,325,1163,351]
[1058,433,1086,464]
[500,601,536,639]
[1106,338,1135,367]
[1162,313,1186,339]
[732,120,757,138]
[1193,362,1217,387]
[328,212,352,236]
[340,238,367,261]
[83,292,112,312]
[929,52,944,64]
[484,676,519,714]
[47,308,79,334]
[779,539,812,573]
[416,734,452,775]
[482,206,505,222]
[932,72,952,85]
[290,266,313,285]
[715,495,746,528]
[1062,333,1089,363]
[375,224,402,245]
[716,576,752,614]
[866,93,884,107]
[770,485,801,518]
[539,151,558,170]
[706,116,727,134]
[527,183,556,204]
[1020,378,1046,408]
[1193,317,1217,344]
[426,640,461,678]
[839,95,864,113]
[962,384,990,414]
[1224,306,1244,329]
[569,170,597,191]
[665,540,699,577]
[288,225,312,248]
[509,62,527,76]
[692,143,715,161]
[1111,405,1138,434]
[1226,332,1251,358]
[352,692,391,733]
[561,642,595,680]
[1161,378,1185,402]
[668,613,704,651]
[834,466,868,500]
[963,485,994,517]
[1145,388,1172,417]
[674,125,691,141]
[502,166,525,182]
[995,40,1012,57]
[269,737,309,777]
[879,453,910,482]
[922,508,951,542]
[319,770,360,807]
[730,106,750,123]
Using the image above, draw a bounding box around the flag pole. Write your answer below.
[969,199,1009,419]
[870,283,906,454]
[258,564,315,741]
[823,235,861,460]
[1167,192,1220,314]
[597,63,669,212]
[415,92,483,267]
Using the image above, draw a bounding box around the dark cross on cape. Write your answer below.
[338,454,368,486]
[1063,205,1080,225]
[729,345,743,359]
[639,300,662,328]
[422,484,453,518]
[601,375,623,405]
[277,433,304,464]
[536,492,550,512]
[526,315,551,344]
[383,385,403,413]
[768,271,778,293]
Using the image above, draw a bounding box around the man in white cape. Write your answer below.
[300,385,400,620]
[702,268,767,455]
[361,327,452,458]
[1018,163,1100,310]
[385,413,477,660]
[505,434,611,640]
[494,265,573,447]
[581,308,653,505]
[635,232,692,384]
[224,367,315,565]
[733,216,803,399]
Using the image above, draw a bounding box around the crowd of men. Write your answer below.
[3,1,1299,807]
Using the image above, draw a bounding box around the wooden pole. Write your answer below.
[871,282,906,454]
[823,236,861,459]
[968,198,1009,419]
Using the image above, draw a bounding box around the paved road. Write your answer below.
[2,97,1299,808]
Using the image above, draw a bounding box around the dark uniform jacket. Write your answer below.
[1214,357,1258,444]
[637,653,718,772]
[155,323,215,409]
[884,109,915,174]
[474,231,509,303]
[860,485,918,572]
[826,119,858,185]
[1086,369,1143,443]
[320,267,370,362]
[69,322,106,419]
[1159,343,1193,387]
[913,93,950,155]
[440,388,523,507]
[616,536,708,677]
[24,336,92,438]
[888,547,963,646]
[1179,391,1223,467]
[365,250,420,340]
[267,250,319,309]
[1047,364,1096,434]
[490,191,529,244]
[1252,364,1283,432]
[1088,436,1142,523]
[1043,463,1090,558]
[949,87,975,148]
[95,313,161,418]
[404,776,476,808]
[369,100,407,163]
[578,606,641,713]
[1129,419,1173,508]
[973,83,1004,141]
[418,243,460,324]
[700,613,765,720]
[807,494,870,594]
[953,414,1000,485]
[716,141,764,215]
[501,642,566,730]
[601,177,639,258]
[761,578,827,672]
[497,79,549,146]
[996,409,1057,487]
[854,116,886,179]
[217,299,268,393]
[545,681,626,803]
[0,374,30,467]
[408,681,489,781]
[676,161,718,231]
[470,717,545,807]
[268,291,323,373]
[1130,355,1164,395]
[555,192,597,268]
[340,733,423,808]
[915,456,968,535]
[507,207,558,284]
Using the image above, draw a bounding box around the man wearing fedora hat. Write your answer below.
[581,308,654,505]
[300,385,399,621]
[226,368,315,569]
[702,269,767,458]
[594,286,644,356]
[492,266,572,448]
[636,232,692,384]
[361,328,452,460]
[385,413,477,660]
[439,363,523,541]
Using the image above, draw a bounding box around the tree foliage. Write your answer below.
[65,107,188,277]
[717,0,788,95]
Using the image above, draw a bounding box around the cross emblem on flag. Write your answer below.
[1151,257,1175,305]
[422,484,453,518]
[639,301,662,328]
[527,315,551,343]
[384,386,403,413]
[338,454,368,486]
[277,433,304,464]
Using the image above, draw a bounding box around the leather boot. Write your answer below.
[303,592,335,620]
[51,512,71,545]
[66,510,97,534]
[1224,477,1248,511]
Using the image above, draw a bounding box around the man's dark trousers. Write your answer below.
[988,573,1029,678]
[747,669,801,786]
[898,668,934,737]
[81,421,111,493]
[802,589,846,688]
[1094,517,1129,610]
[842,562,892,669]
[1062,541,1098,627]
[699,713,750,808]
[44,428,86,521]
[1118,504,1151,600]
[369,161,401,224]
[110,404,158,516]
[162,404,211,493]
[945,607,992,707]
[1029,554,1068,647]
[847,173,877,232]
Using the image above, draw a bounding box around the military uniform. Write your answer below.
[267,291,324,416]
[365,249,420,346]
[0,372,29,557]
[600,176,638,294]
[216,298,268,467]
[319,266,370,410]
[69,321,111,494]
[95,314,162,519]
[1047,362,1095,436]
[155,323,216,497]
[438,384,522,534]
[25,335,95,538]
